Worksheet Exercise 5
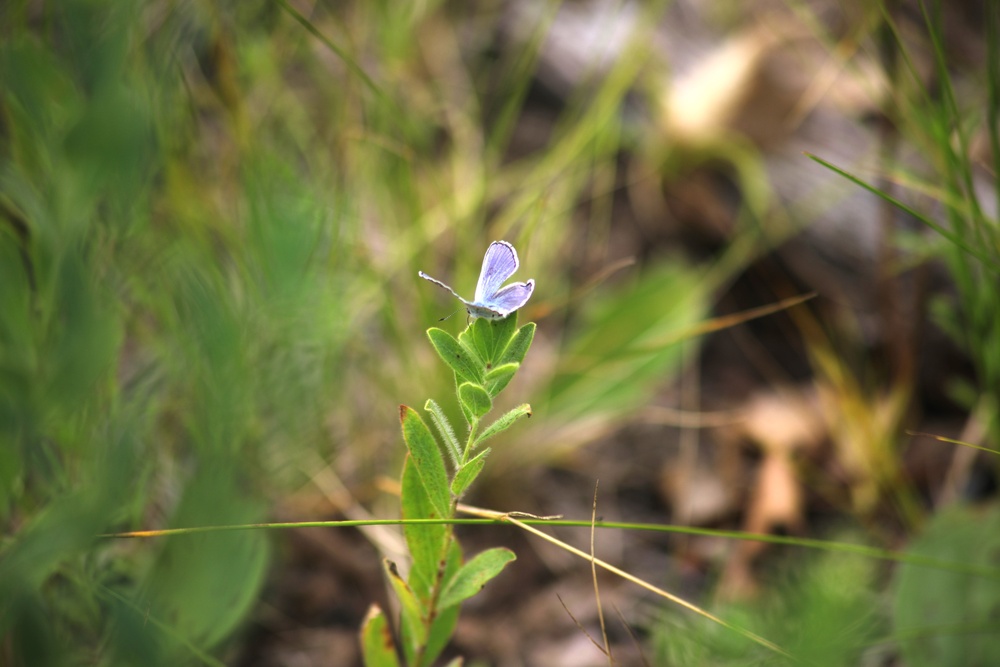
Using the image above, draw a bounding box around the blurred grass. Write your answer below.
[653,548,881,667]
[0,2,355,661]
[0,0,711,663]
[807,0,1000,447]
[646,0,1000,662]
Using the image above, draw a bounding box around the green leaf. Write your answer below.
[427,328,483,384]
[458,382,492,420]
[456,383,475,427]
[463,313,518,367]
[400,455,449,601]
[360,604,401,667]
[421,604,460,667]
[475,404,532,446]
[420,540,463,667]
[499,322,536,366]
[424,399,461,469]
[547,262,705,421]
[490,323,534,397]
[485,362,519,382]
[399,406,451,521]
[484,362,519,397]
[142,470,270,651]
[438,547,517,611]
[450,447,491,498]
[384,559,427,654]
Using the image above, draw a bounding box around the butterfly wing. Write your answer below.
[474,241,520,303]
[481,279,535,317]
[418,271,471,306]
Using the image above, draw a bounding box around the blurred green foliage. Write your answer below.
[653,550,881,667]
[0,1,354,663]
[879,0,1000,448]
[893,504,1000,666]
[0,0,710,663]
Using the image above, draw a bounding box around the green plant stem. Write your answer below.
[805,153,995,269]
[105,518,1000,580]
[461,418,480,465]
[414,525,454,667]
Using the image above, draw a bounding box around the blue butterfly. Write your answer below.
[419,240,535,320]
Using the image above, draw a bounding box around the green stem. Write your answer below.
[105,518,1000,579]
[413,525,455,667]
[461,418,479,465]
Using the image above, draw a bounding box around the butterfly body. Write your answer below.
[419,240,535,320]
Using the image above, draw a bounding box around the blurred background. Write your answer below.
[2,0,999,665]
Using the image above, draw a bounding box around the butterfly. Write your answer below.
[419,240,535,320]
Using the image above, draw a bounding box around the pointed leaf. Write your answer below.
[485,362,519,382]
[399,406,451,521]
[499,322,535,366]
[427,328,483,384]
[384,559,426,652]
[438,547,517,611]
[400,455,449,601]
[463,313,518,366]
[360,604,401,667]
[420,540,463,667]
[424,399,461,469]
[485,362,519,397]
[475,404,532,447]
[451,447,491,498]
[458,382,492,420]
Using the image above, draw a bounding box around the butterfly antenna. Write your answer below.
[438,308,461,322]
